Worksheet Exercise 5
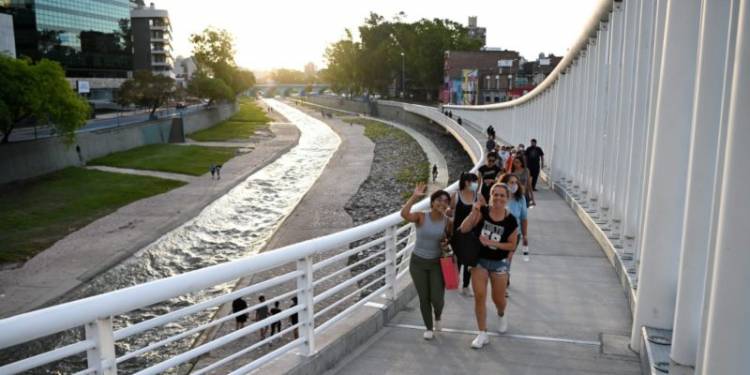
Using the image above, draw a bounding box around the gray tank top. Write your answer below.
[413,212,448,260]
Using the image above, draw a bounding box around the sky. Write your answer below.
[155,0,603,72]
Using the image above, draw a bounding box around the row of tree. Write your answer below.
[320,13,483,101]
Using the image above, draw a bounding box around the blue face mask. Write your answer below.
[469,182,479,191]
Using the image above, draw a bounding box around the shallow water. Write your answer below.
[2,99,341,374]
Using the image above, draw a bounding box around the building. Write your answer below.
[0,12,15,57]
[304,62,316,82]
[0,0,133,105]
[442,49,520,105]
[174,55,197,88]
[130,2,174,78]
[467,16,486,47]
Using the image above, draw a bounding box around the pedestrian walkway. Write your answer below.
[85,165,197,182]
[329,187,640,374]
[0,122,300,318]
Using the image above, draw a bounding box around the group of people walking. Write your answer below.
[401,136,543,349]
[232,294,299,342]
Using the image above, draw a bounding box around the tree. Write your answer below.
[117,70,175,118]
[188,73,234,105]
[270,68,306,84]
[0,56,90,144]
[190,27,256,97]
[229,68,255,95]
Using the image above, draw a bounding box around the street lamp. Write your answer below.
[400,52,405,99]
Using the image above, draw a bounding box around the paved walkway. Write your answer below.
[328,187,640,374]
[85,165,198,183]
[190,101,375,373]
[0,120,300,318]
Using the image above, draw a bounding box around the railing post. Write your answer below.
[296,256,315,355]
[85,317,117,375]
[384,225,398,300]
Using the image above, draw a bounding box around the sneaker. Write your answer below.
[423,330,434,340]
[462,287,474,297]
[434,320,442,332]
[497,314,508,333]
[471,331,489,349]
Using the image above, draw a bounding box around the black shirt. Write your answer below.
[478,164,502,202]
[477,206,518,261]
[525,145,544,169]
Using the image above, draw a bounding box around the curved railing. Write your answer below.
[443,0,749,373]
[0,103,482,374]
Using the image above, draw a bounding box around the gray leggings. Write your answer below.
[409,255,445,330]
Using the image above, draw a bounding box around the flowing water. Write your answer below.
[2,99,341,373]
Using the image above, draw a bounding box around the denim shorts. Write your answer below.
[477,258,510,274]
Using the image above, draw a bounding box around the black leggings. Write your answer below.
[455,257,472,288]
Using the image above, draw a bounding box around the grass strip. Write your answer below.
[0,167,185,263]
[189,98,271,141]
[89,144,237,176]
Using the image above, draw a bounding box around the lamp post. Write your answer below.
[400,52,405,98]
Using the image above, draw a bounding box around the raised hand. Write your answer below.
[412,182,427,198]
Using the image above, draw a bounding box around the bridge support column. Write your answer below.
[671,0,738,366]
[697,1,750,372]
[630,0,703,351]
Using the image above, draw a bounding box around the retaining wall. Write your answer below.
[0,102,237,185]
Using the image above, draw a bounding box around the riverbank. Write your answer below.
[0,106,300,319]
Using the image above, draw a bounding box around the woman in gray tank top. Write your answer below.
[401,182,452,340]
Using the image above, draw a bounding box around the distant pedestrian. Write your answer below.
[215,164,222,180]
[290,297,299,339]
[486,135,497,153]
[256,295,270,340]
[511,157,534,206]
[525,138,545,191]
[210,163,216,179]
[432,164,438,182]
[448,111,453,118]
[76,145,85,166]
[457,117,463,125]
[232,297,249,330]
[270,301,282,336]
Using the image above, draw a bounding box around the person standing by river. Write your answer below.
[401,182,452,340]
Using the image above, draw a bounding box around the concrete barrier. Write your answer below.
[0,102,237,185]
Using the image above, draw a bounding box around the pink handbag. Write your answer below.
[440,256,459,290]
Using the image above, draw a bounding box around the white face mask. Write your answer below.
[509,183,518,193]
[469,182,479,191]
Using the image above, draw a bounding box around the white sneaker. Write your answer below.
[423,330,434,340]
[471,331,489,349]
[462,287,474,297]
[497,314,508,333]
[434,320,442,332]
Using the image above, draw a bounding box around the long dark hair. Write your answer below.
[458,172,478,190]
[500,174,524,201]
[512,154,526,171]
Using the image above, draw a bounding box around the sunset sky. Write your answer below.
[153,0,602,71]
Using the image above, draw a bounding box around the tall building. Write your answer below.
[467,16,486,47]
[174,55,196,88]
[130,2,174,78]
[0,0,133,104]
[0,13,15,57]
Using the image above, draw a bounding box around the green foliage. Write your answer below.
[188,73,234,104]
[0,167,184,263]
[271,68,307,84]
[0,56,90,144]
[189,98,269,141]
[322,14,483,101]
[117,70,175,116]
[89,144,238,176]
[189,27,256,97]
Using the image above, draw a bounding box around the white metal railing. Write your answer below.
[443,0,750,372]
[0,102,482,374]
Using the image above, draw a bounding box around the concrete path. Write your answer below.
[85,165,198,183]
[190,101,375,373]
[329,187,640,374]
[0,122,300,318]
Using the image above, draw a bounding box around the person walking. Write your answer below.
[486,135,497,153]
[232,297,249,330]
[525,138,545,191]
[255,295,270,340]
[215,164,222,180]
[270,301,282,336]
[459,183,519,349]
[210,163,216,179]
[511,156,535,206]
[401,183,452,340]
[500,174,530,294]
[449,172,486,296]
[478,152,503,203]
[432,164,439,183]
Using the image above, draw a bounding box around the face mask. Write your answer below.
[509,184,518,193]
[469,182,478,191]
